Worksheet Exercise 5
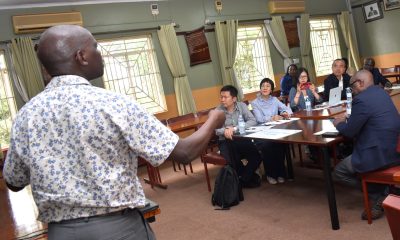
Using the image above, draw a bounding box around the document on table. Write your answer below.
[246,125,273,133]
[262,117,300,126]
[244,129,302,139]
[313,119,339,135]
[387,85,400,90]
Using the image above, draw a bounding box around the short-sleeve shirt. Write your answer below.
[3,75,179,222]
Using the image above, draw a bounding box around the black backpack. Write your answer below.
[211,165,244,210]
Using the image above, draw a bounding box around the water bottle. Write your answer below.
[238,114,246,135]
[305,96,312,111]
[346,87,352,116]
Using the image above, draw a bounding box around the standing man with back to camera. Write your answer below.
[333,70,400,221]
[3,25,225,240]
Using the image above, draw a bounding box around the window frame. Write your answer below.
[97,34,167,114]
[309,17,342,77]
[234,24,275,94]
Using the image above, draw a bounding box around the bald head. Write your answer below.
[37,25,103,80]
[350,70,374,95]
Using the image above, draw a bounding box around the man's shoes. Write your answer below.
[277,177,285,184]
[266,176,277,185]
[361,197,385,220]
[241,173,261,188]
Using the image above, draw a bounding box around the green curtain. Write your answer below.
[264,16,293,71]
[215,20,243,100]
[10,37,44,101]
[298,14,317,83]
[157,24,196,115]
[338,11,362,72]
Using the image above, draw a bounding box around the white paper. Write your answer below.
[244,129,302,139]
[262,117,300,126]
[246,125,273,133]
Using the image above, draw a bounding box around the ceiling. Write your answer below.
[0,0,164,10]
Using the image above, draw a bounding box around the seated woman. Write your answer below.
[289,67,322,112]
[251,78,292,184]
[280,64,297,96]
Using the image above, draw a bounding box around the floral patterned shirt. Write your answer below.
[3,75,179,223]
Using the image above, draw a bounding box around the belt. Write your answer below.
[55,208,135,224]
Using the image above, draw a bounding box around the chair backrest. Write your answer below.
[196,108,214,117]
[167,113,195,124]
[380,67,396,75]
[382,194,400,240]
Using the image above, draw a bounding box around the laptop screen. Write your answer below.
[328,87,342,106]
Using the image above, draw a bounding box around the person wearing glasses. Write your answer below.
[251,78,292,184]
[289,67,322,112]
[333,70,400,221]
[323,59,351,102]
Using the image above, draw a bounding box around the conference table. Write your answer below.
[232,119,343,230]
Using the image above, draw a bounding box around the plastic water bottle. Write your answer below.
[346,87,352,116]
[238,114,246,135]
[305,96,312,111]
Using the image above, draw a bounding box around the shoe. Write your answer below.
[277,177,285,183]
[361,207,384,220]
[266,176,277,185]
[361,197,385,220]
[241,174,261,188]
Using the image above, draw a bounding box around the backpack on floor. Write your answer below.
[211,164,244,210]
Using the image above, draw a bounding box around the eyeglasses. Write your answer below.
[349,79,361,89]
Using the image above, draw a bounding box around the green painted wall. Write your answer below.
[0,0,354,106]
[352,1,400,57]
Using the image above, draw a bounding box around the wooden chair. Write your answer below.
[380,67,399,84]
[167,113,195,175]
[360,138,400,224]
[138,157,166,189]
[202,151,227,192]
[382,194,400,240]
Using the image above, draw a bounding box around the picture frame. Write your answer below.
[383,0,400,11]
[362,0,384,23]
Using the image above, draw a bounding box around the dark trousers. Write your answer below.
[258,142,287,178]
[48,208,156,240]
[334,155,388,203]
[219,138,262,183]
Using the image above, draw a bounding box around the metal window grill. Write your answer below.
[98,36,167,114]
[234,25,274,94]
[0,51,18,146]
[310,18,342,76]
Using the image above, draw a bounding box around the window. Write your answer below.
[309,18,342,76]
[0,51,18,146]
[234,25,274,94]
[98,35,167,114]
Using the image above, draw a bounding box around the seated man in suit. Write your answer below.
[363,57,392,87]
[333,70,400,220]
[216,85,262,188]
[323,58,351,102]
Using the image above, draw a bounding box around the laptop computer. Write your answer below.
[328,86,342,107]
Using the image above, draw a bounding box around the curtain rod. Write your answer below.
[295,12,343,18]
[204,17,274,26]
[0,23,179,45]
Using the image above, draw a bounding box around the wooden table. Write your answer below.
[236,119,344,230]
[292,104,346,120]
[166,114,208,133]
[394,171,400,182]
[383,71,400,83]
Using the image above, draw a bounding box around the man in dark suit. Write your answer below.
[323,59,351,102]
[333,70,400,220]
[363,57,392,87]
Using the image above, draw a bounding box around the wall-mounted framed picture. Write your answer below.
[383,0,400,11]
[362,0,384,22]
